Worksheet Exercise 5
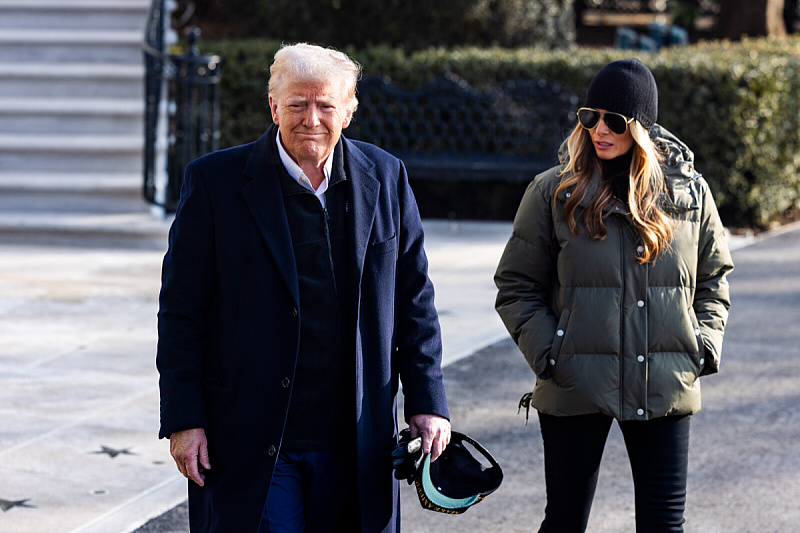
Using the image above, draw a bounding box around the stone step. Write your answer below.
[0,29,143,63]
[0,188,171,247]
[0,151,144,174]
[0,172,141,195]
[0,98,143,136]
[0,63,144,99]
[0,190,146,215]
[0,134,143,173]
[0,0,150,8]
[0,0,149,31]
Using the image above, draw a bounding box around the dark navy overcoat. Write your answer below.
[157,124,449,532]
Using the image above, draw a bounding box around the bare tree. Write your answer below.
[717,0,786,38]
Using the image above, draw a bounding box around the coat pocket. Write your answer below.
[687,307,705,373]
[546,308,571,371]
[371,233,397,256]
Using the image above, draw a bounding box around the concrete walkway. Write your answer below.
[1,200,795,532]
[399,221,800,532]
[0,206,513,533]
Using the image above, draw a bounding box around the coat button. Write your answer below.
[637,355,645,362]
[267,445,276,456]
[637,300,645,307]
[282,377,290,388]
[637,408,644,416]
[549,358,556,366]
[699,358,705,365]
[637,245,644,253]
[556,329,564,336]
[292,307,298,318]
[694,328,701,336]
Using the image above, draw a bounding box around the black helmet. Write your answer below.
[392,428,503,514]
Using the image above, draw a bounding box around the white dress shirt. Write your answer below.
[276,130,333,208]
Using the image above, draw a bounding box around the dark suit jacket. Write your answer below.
[157,124,449,532]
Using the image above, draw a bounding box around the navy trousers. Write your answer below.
[537,412,691,533]
[259,449,360,533]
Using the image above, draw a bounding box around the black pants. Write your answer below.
[537,412,690,533]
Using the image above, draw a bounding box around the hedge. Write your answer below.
[179,0,574,50]
[204,37,800,227]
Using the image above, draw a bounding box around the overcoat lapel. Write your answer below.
[241,128,300,307]
[343,136,380,292]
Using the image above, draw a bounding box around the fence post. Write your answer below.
[143,3,221,213]
[165,27,221,212]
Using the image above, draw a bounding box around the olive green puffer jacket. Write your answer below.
[495,125,734,421]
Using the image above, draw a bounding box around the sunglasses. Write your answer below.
[577,108,634,135]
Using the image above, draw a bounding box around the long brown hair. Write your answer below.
[555,122,673,264]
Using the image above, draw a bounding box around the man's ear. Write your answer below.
[342,109,353,130]
[268,96,279,125]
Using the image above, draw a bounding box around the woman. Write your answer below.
[494,58,734,532]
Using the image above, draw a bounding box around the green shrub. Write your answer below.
[206,37,800,227]
[181,0,573,50]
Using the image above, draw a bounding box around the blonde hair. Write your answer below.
[268,43,362,114]
[555,121,673,263]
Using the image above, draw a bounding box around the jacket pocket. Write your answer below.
[546,308,571,372]
[202,377,229,392]
[371,233,397,256]
[687,307,705,373]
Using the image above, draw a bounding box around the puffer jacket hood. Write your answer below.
[495,124,734,421]
[557,123,698,182]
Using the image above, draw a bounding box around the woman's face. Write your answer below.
[588,109,634,160]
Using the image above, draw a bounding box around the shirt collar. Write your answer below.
[276,130,333,203]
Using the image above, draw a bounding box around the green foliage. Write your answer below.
[181,0,574,50]
[208,36,800,227]
[208,40,281,144]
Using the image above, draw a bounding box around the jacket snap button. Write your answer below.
[637,245,644,253]
[637,300,645,307]
[282,377,290,388]
[637,409,644,416]
[556,329,564,336]
[694,328,701,336]
[267,445,276,456]
[637,355,645,362]
[549,359,556,366]
[700,358,705,365]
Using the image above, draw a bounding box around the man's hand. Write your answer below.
[409,414,451,462]
[169,428,210,486]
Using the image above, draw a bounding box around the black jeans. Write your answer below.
[537,412,690,533]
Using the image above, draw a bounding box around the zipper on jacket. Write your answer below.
[617,220,625,416]
[322,204,339,298]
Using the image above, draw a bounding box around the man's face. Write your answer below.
[269,79,352,169]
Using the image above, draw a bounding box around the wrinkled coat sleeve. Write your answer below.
[156,162,215,438]
[494,175,559,377]
[694,178,734,376]
[394,161,449,421]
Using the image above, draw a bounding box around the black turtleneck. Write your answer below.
[601,149,633,204]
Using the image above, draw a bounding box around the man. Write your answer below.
[157,43,451,532]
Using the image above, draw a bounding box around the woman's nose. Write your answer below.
[595,115,611,134]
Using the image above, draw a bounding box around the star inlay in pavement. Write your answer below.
[90,445,136,458]
[0,499,36,512]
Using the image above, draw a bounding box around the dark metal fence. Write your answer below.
[348,74,578,183]
[142,0,221,212]
[580,0,720,15]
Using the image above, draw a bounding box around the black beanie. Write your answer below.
[585,58,658,131]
